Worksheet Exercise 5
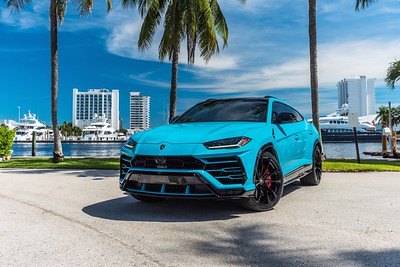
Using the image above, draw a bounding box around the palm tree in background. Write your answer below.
[375,105,400,127]
[308,0,320,136]
[122,0,246,120]
[385,60,400,90]
[4,0,112,163]
[355,0,400,90]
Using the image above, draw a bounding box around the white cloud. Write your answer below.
[1,3,47,29]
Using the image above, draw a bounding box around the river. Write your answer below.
[10,141,390,159]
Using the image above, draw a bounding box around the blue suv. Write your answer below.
[120,97,322,211]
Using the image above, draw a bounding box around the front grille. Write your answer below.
[132,155,205,169]
[203,157,246,185]
[120,154,132,180]
[120,155,246,186]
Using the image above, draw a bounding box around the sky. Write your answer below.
[1,0,400,128]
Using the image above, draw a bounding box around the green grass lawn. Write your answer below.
[1,157,400,172]
[0,157,119,170]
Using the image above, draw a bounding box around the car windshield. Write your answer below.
[175,99,268,123]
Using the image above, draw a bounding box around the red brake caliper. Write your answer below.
[263,168,272,188]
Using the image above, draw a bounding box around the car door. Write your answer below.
[271,101,307,175]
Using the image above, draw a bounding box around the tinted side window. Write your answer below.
[272,102,303,123]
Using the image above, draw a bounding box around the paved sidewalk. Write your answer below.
[1,169,399,266]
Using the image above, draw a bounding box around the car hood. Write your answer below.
[135,122,264,144]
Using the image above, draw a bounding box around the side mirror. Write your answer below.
[273,112,297,124]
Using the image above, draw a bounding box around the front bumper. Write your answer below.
[120,153,255,199]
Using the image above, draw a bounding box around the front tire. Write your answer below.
[241,151,284,211]
[300,145,322,186]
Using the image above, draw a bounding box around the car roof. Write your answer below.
[205,96,279,102]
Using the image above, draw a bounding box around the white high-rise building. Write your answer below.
[72,88,120,130]
[337,76,376,116]
[130,92,150,132]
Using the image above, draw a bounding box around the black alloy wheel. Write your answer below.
[241,151,284,211]
[300,145,322,186]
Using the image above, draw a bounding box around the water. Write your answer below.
[11,142,125,157]
[11,141,388,159]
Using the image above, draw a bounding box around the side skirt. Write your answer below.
[283,164,313,186]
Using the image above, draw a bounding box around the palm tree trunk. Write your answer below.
[50,0,63,163]
[308,0,320,134]
[309,0,325,158]
[169,49,179,120]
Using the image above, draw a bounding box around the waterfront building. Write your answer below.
[129,92,150,132]
[337,76,376,117]
[72,88,120,130]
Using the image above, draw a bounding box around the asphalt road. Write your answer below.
[0,169,399,267]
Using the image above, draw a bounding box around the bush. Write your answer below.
[0,126,16,160]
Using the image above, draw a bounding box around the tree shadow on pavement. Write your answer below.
[189,224,400,267]
[338,249,400,266]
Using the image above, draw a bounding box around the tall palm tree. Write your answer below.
[308,0,320,135]
[4,0,112,163]
[122,0,246,120]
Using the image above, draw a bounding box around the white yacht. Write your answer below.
[319,116,376,133]
[14,111,52,141]
[309,104,377,134]
[82,116,119,141]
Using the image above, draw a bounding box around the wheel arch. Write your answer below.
[259,143,279,163]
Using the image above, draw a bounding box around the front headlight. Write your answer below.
[124,138,137,149]
[203,136,252,149]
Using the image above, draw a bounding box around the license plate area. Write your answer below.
[130,173,203,185]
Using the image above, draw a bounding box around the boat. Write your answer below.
[82,115,122,141]
[311,105,382,143]
[14,111,52,141]
[319,116,376,134]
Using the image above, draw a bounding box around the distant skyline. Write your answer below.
[1,0,400,128]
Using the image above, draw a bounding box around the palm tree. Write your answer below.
[122,0,246,120]
[385,60,400,90]
[4,0,112,163]
[375,105,400,127]
[308,0,320,136]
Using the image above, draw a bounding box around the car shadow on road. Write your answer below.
[82,182,303,223]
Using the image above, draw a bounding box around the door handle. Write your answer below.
[295,135,299,141]
[309,131,313,135]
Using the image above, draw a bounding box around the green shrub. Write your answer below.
[0,126,16,159]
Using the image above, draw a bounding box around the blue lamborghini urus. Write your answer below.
[120,97,322,211]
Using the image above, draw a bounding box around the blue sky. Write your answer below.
[1,0,400,128]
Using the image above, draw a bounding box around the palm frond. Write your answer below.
[4,0,31,13]
[210,0,228,48]
[121,0,138,9]
[138,0,168,52]
[159,0,183,61]
[355,0,376,11]
[385,60,400,90]
[106,0,112,12]
[73,0,94,15]
[56,0,68,23]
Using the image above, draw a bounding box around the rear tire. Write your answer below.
[300,145,322,186]
[130,193,165,203]
[241,151,284,211]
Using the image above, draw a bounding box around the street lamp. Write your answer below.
[17,106,20,123]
